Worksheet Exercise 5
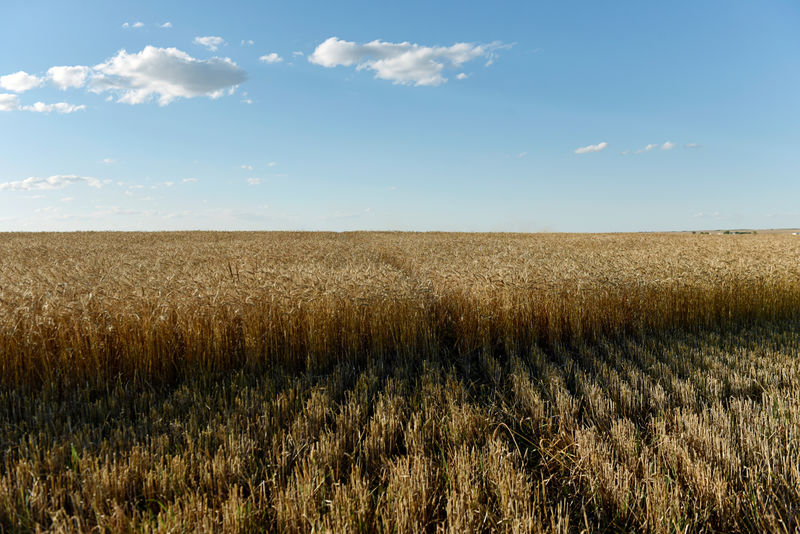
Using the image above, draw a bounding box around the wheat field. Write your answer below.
[1,231,799,532]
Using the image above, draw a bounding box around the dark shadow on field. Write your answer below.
[2,319,799,531]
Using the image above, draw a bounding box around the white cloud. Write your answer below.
[90,46,247,105]
[0,93,19,111]
[0,71,43,92]
[259,53,283,64]
[122,22,129,28]
[22,101,86,113]
[456,72,469,80]
[161,22,173,29]
[247,177,261,185]
[241,39,254,46]
[182,177,198,183]
[635,143,658,154]
[0,94,84,113]
[241,164,253,170]
[292,51,304,57]
[516,151,527,159]
[0,175,103,191]
[194,36,225,51]
[574,142,608,154]
[268,161,276,167]
[133,22,144,28]
[634,141,676,154]
[309,37,504,86]
[685,143,702,149]
[47,65,90,89]
[123,22,144,29]
[103,158,115,164]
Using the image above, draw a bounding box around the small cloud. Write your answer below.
[241,164,253,170]
[181,177,198,183]
[240,92,253,104]
[0,71,43,92]
[102,158,115,164]
[247,177,261,185]
[60,197,74,202]
[259,53,283,64]
[685,143,702,149]
[268,161,276,167]
[574,141,608,154]
[0,93,20,111]
[309,37,506,86]
[661,141,675,150]
[635,143,658,154]
[292,51,304,57]
[22,101,86,113]
[456,72,469,80]
[620,150,629,155]
[193,36,226,51]
[241,39,254,46]
[47,65,90,89]
[122,22,129,28]
[163,181,174,187]
[90,46,247,105]
[161,22,173,28]
[0,175,103,191]
[133,22,144,28]
[516,151,527,159]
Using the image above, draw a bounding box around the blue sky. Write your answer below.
[1,1,799,232]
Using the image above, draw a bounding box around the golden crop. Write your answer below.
[1,231,799,532]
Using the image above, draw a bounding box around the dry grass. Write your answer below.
[1,231,799,532]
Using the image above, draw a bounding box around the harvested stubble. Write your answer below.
[1,231,800,532]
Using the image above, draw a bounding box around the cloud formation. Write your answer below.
[309,37,505,86]
[574,142,608,154]
[161,22,172,29]
[90,46,247,105]
[259,53,282,64]
[22,101,85,113]
[194,36,225,51]
[0,71,43,92]
[0,93,83,113]
[0,93,19,111]
[47,66,90,89]
[635,143,658,154]
[0,175,103,191]
[634,141,677,154]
